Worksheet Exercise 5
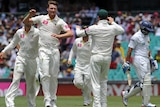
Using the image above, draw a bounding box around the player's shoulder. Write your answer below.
[34,28,39,34]
[16,28,23,33]
[131,31,141,40]
[75,37,82,42]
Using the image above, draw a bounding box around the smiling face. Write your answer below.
[47,1,58,19]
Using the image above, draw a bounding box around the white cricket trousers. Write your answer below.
[5,56,37,107]
[133,55,151,106]
[39,47,60,106]
[90,54,111,107]
[73,66,92,104]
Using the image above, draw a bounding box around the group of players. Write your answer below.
[0,0,158,107]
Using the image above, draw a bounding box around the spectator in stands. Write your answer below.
[72,13,82,26]
[61,45,71,61]
[115,40,125,60]
[115,11,123,24]
[79,6,88,18]
[89,4,99,25]
[0,29,8,45]
[154,50,160,63]
[0,58,11,78]
[110,44,121,69]
[63,65,74,78]
[63,12,73,25]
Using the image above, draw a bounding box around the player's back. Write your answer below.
[88,20,124,56]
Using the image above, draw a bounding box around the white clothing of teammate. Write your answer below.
[122,21,156,107]
[76,9,124,107]
[68,36,92,106]
[23,1,73,107]
[0,24,39,107]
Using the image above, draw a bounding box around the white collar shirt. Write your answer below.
[68,37,91,68]
[31,14,70,48]
[128,30,150,57]
[2,26,39,59]
[85,20,124,56]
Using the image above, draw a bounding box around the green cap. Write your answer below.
[97,9,108,19]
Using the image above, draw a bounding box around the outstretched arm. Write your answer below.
[52,30,73,39]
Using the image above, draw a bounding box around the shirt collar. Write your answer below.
[46,14,59,21]
[22,26,34,33]
[97,20,109,25]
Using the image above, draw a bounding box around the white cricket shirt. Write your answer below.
[84,20,124,56]
[68,37,91,67]
[31,14,70,48]
[2,26,39,59]
[128,30,150,57]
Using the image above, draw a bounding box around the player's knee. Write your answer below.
[135,81,143,89]
[143,73,151,85]
[41,75,50,81]
[73,80,83,89]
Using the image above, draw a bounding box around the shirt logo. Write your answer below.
[85,28,89,31]
[20,34,25,38]
[78,43,82,47]
[42,20,48,25]
[64,25,70,29]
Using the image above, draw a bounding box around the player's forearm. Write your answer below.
[23,14,31,25]
[2,44,15,53]
[126,48,132,62]
[76,29,86,37]
[59,30,73,38]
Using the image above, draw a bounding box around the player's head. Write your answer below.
[24,23,32,30]
[48,0,58,7]
[47,0,58,18]
[97,9,108,20]
[140,21,154,35]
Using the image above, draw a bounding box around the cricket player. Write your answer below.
[0,23,39,107]
[75,9,124,107]
[68,29,92,106]
[23,1,73,107]
[122,21,157,107]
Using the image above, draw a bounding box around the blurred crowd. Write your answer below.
[0,0,160,79]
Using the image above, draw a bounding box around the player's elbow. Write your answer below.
[76,29,86,37]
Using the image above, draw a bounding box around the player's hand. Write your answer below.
[122,61,130,73]
[51,34,61,39]
[29,9,36,17]
[107,17,114,24]
[150,59,158,70]
[67,60,72,65]
[0,52,6,59]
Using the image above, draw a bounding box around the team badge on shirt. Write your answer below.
[78,43,82,47]
[64,25,70,30]
[42,20,48,25]
[20,34,25,38]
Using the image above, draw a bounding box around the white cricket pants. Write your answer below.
[90,54,111,107]
[39,47,60,106]
[133,55,151,105]
[5,56,37,107]
[73,65,92,104]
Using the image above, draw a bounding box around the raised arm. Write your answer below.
[23,9,36,25]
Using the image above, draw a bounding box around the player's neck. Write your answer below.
[49,14,56,20]
[82,37,88,42]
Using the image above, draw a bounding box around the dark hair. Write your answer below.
[48,0,58,7]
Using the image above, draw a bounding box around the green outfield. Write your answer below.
[0,96,159,107]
